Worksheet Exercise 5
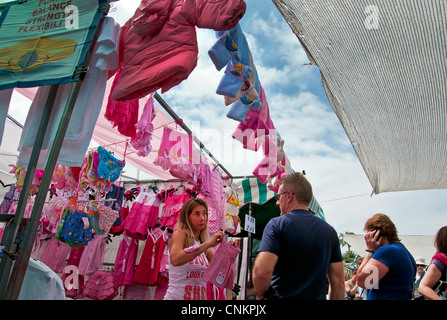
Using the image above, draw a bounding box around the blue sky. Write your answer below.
[6,0,446,242]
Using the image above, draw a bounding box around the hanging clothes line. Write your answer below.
[153,92,233,180]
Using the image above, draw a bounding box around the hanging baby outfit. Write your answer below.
[60,246,85,299]
[84,270,118,300]
[77,233,108,276]
[130,93,156,157]
[153,126,198,182]
[113,235,139,287]
[124,189,161,239]
[39,237,71,273]
[159,189,191,229]
[202,240,240,290]
[105,67,139,138]
[56,208,93,247]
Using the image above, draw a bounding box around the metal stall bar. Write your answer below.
[153,92,234,180]
[0,85,59,298]
[1,7,109,299]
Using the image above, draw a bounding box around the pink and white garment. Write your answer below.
[105,68,139,139]
[159,190,191,229]
[124,190,161,239]
[153,126,197,181]
[133,228,169,286]
[39,237,71,273]
[61,246,85,299]
[207,282,227,300]
[84,270,118,300]
[231,82,275,151]
[130,94,156,157]
[164,240,209,300]
[77,233,108,276]
[202,240,240,290]
[113,235,139,287]
[196,155,213,196]
[207,169,225,218]
[196,193,222,234]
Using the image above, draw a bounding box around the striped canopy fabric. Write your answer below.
[272,0,447,194]
[235,177,325,220]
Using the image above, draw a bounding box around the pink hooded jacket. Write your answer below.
[111,0,246,103]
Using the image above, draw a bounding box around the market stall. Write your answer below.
[0,0,317,301]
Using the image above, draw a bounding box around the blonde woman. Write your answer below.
[163,198,224,300]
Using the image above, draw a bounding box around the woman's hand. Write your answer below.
[364,230,383,252]
[207,231,224,248]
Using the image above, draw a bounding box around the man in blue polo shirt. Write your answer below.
[252,172,345,300]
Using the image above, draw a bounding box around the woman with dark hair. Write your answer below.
[356,213,417,300]
[418,226,447,300]
[163,198,224,300]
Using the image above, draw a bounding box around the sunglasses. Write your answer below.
[417,265,426,267]
[274,191,295,201]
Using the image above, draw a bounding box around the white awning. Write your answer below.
[272,0,447,194]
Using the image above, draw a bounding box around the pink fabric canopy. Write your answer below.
[15,76,179,180]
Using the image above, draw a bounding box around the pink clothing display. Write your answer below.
[231,83,274,151]
[110,0,246,102]
[202,240,240,290]
[105,68,139,138]
[164,240,209,300]
[159,190,191,229]
[207,169,225,216]
[40,237,70,273]
[113,235,139,287]
[122,284,152,300]
[207,282,227,300]
[124,191,161,239]
[196,193,223,234]
[154,126,197,182]
[130,94,156,157]
[61,246,85,299]
[77,234,108,276]
[133,228,169,286]
[84,270,118,300]
[197,156,213,196]
[153,283,169,300]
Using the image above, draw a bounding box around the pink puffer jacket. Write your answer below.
[111,0,246,103]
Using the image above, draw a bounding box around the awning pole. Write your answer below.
[246,202,252,298]
[0,84,58,299]
[1,9,109,299]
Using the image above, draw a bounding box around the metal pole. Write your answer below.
[3,11,108,299]
[0,84,58,299]
[4,80,85,299]
[246,202,252,298]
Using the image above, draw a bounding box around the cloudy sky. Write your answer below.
[7,0,446,240]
